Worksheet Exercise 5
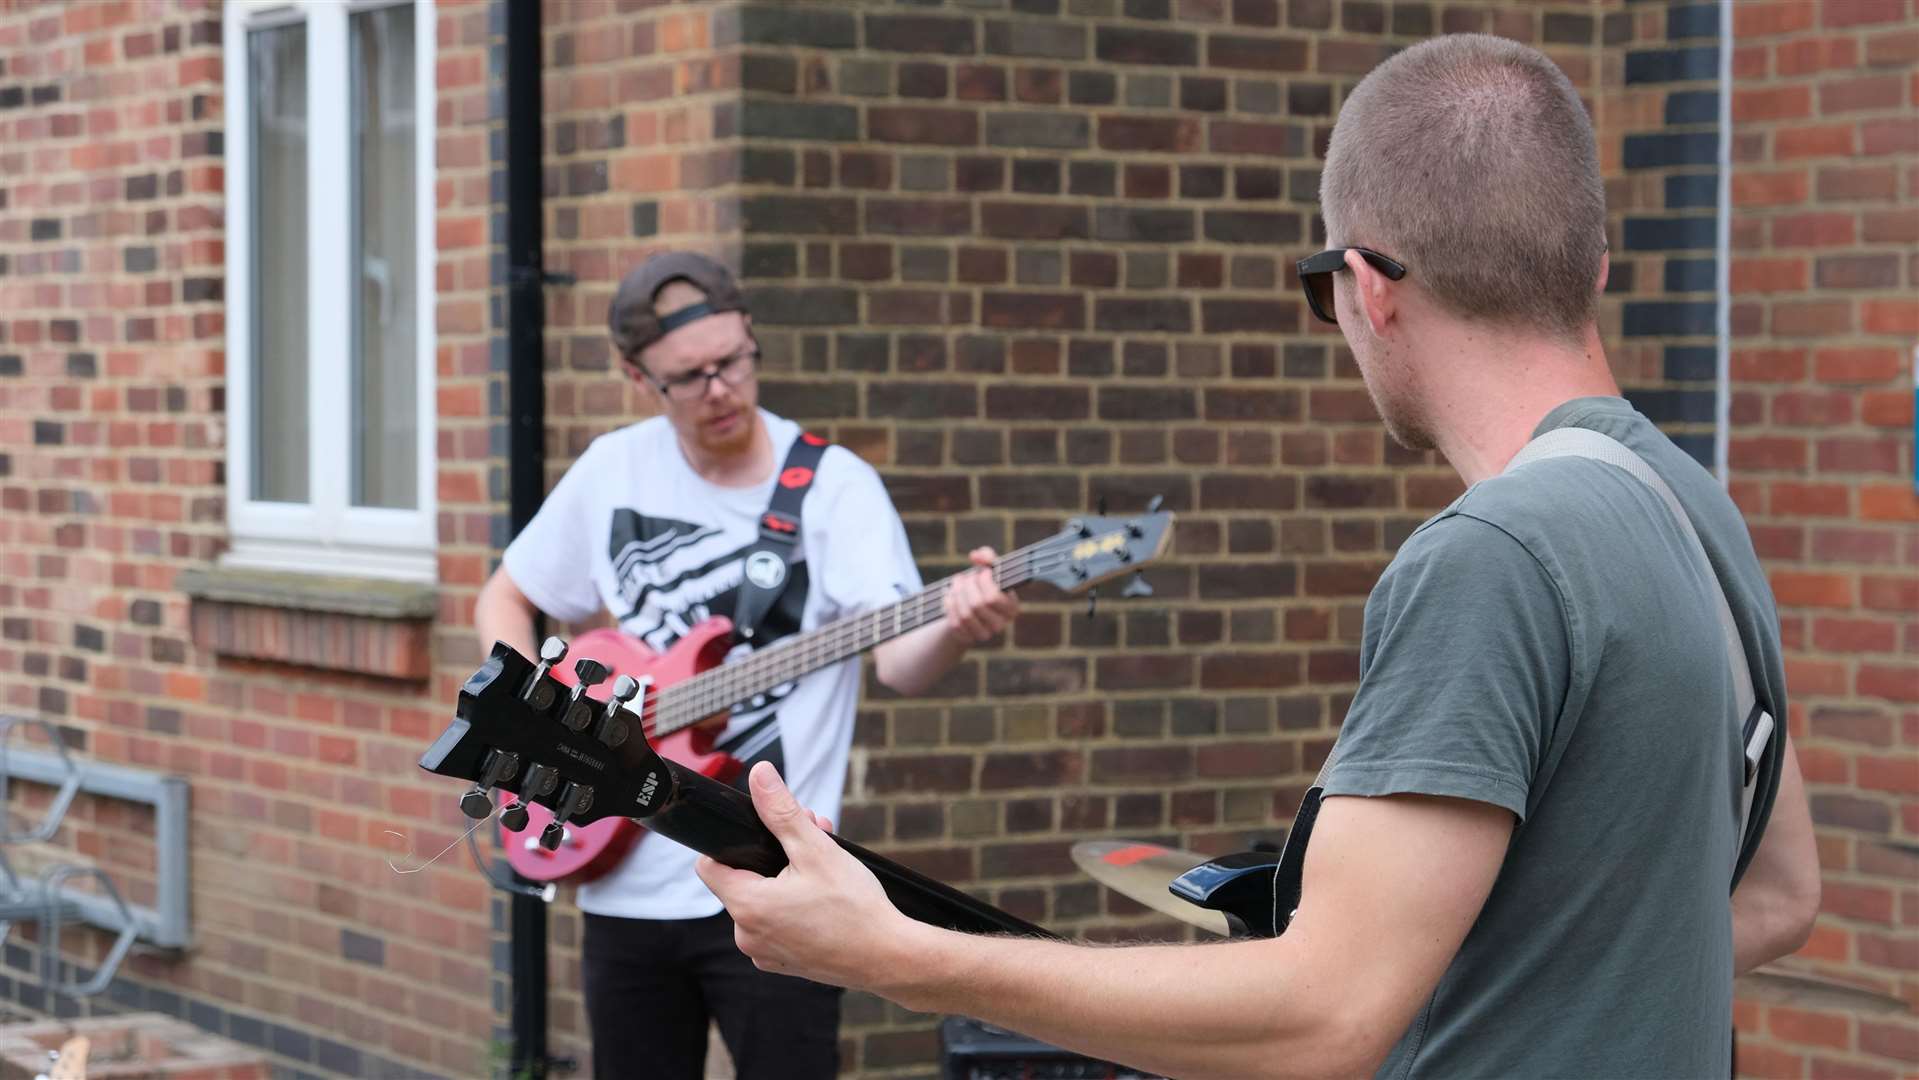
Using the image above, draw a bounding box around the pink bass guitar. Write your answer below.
[499,506,1173,883]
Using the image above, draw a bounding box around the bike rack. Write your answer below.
[0,716,191,996]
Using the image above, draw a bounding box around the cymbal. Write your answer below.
[1737,967,1910,1015]
[1070,839,1232,937]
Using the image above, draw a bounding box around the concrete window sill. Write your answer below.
[176,566,437,680]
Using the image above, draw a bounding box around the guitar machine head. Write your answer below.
[420,639,670,851]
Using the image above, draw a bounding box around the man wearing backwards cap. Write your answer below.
[475,251,1018,1080]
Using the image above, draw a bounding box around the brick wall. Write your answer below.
[1721,1,1918,1075]
[0,0,505,1076]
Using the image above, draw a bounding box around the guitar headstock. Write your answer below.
[419,640,672,846]
[1025,500,1175,594]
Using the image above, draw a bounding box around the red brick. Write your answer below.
[1733,171,1811,207]
[1817,164,1899,201]
[1770,299,1853,337]
[1737,1,1818,36]
[1858,295,1919,333]
[1732,256,1809,292]
[1822,0,1911,27]
[1862,117,1919,155]
[1736,84,1814,122]
[1771,570,1855,608]
[1817,436,1905,473]
[1819,74,1907,114]
[1771,211,1856,247]
[1769,1006,1852,1050]
[1774,124,1856,159]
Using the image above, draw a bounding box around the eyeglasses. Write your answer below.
[1296,247,1408,326]
[643,349,757,403]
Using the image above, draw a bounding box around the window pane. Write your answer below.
[250,23,308,503]
[351,4,418,510]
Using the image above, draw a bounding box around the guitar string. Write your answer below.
[383,809,494,875]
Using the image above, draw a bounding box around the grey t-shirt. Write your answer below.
[1325,397,1786,1079]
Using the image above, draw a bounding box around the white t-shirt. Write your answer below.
[502,409,922,919]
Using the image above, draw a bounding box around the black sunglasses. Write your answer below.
[1296,247,1408,326]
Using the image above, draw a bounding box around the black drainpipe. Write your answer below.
[503,0,558,1075]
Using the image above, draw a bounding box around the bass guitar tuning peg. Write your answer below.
[1146,494,1164,514]
[500,801,530,833]
[1085,587,1098,619]
[1122,571,1153,599]
[524,636,569,709]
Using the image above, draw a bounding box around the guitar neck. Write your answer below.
[650,540,1053,737]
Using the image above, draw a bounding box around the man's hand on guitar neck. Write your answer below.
[701,761,1516,1080]
[872,547,1020,697]
[696,762,916,989]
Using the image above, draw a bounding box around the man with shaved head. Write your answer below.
[696,35,1821,1078]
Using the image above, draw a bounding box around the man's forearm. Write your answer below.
[874,921,1367,1080]
[474,573,541,658]
[871,619,969,697]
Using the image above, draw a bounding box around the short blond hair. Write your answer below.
[1321,34,1607,341]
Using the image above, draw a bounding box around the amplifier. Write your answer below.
[938,1017,1166,1080]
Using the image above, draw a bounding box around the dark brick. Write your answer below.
[1664,346,1717,382]
[1624,47,1719,84]
[733,6,858,49]
[1626,388,1717,424]
[1233,0,1279,24]
[980,472,1081,509]
[1203,210,1301,244]
[1094,298,1191,333]
[1621,301,1716,338]
[1624,133,1718,169]
[742,195,862,239]
[1069,161,1116,197]
[1543,12,1595,44]
[1208,33,1307,71]
[1391,4,1433,35]
[1180,165,1225,199]
[1180,76,1227,113]
[1012,159,1061,194]
[982,202,1089,240]
[1665,4,1717,41]
[956,155,1005,192]
[1096,26,1197,66]
[739,100,858,141]
[1093,206,1193,244]
[867,198,973,236]
[340,929,384,966]
[897,61,949,98]
[869,106,980,146]
[1204,387,1298,421]
[1125,0,1172,18]
[955,63,1008,102]
[1664,89,1719,125]
[1099,115,1199,153]
[1342,1,1386,33]
[1665,172,1719,208]
[986,111,1090,149]
[744,286,860,325]
[985,384,1089,420]
[1098,387,1196,422]
[1202,299,1300,334]
[981,292,1085,330]
[1069,70,1116,105]
[865,13,976,55]
[1622,216,1717,251]
[985,659,1088,696]
[1664,258,1717,293]
[983,20,1087,60]
[868,382,977,419]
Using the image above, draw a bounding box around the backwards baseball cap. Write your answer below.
[607,251,748,361]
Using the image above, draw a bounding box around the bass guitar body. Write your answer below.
[500,621,739,883]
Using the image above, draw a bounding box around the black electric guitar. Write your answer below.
[422,638,1059,938]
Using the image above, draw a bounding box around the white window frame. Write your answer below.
[222,0,437,583]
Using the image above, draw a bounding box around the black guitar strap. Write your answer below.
[730,431,829,644]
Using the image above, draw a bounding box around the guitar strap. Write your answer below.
[730,431,830,644]
[1265,426,1781,936]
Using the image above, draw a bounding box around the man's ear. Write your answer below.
[1595,246,1610,295]
[1343,249,1395,336]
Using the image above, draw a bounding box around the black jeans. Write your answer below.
[581,911,842,1080]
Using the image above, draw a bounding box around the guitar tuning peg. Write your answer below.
[1146,494,1164,514]
[459,786,494,820]
[524,636,570,708]
[1085,587,1098,619]
[1122,571,1153,598]
[500,801,530,833]
[1096,494,1108,516]
[572,658,610,688]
